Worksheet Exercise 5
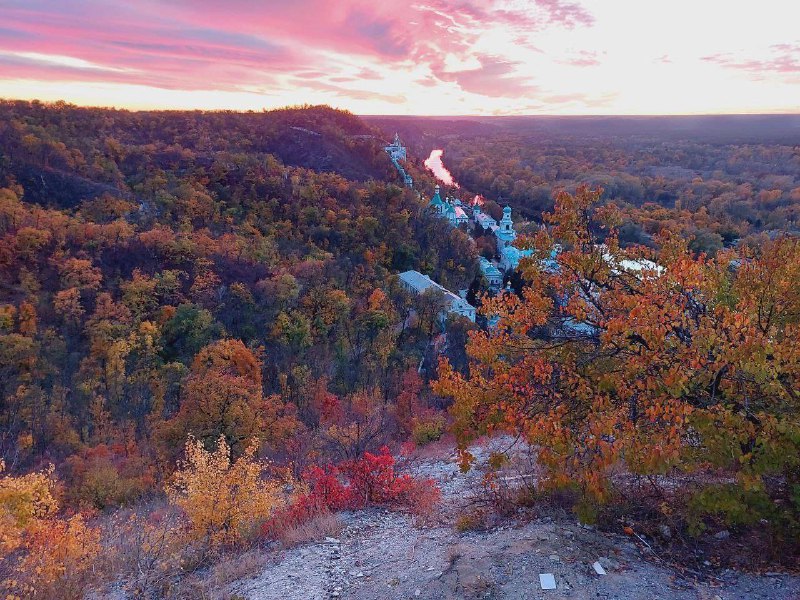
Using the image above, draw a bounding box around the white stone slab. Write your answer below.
[593,561,607,575]
[539,573,556,590]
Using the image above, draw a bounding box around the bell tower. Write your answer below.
[496,205,517,249]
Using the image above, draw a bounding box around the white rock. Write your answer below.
[592,561,607,575]
[539,573,557,590]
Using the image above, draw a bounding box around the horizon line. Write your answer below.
[3,97,800,119]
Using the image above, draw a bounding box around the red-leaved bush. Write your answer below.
[263,447,439,538]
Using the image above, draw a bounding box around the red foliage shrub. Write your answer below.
[399,441,416,457]
[341,446,417,507]
[263,447,439,539]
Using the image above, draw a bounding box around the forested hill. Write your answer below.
[2,102,800,598]
[0,101,398,208]
[0,100,478,479]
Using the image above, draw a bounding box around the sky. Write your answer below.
[1,0,799,115]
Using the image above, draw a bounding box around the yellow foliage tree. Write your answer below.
[1,461,101,600]
[166,436,286,549]
[0,460,58,557]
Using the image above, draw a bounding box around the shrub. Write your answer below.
[273,511,342,548]
[686,484,778,536]
[1,461,102,600]
[100,508,186,598]
[167,436,286,550]
[263,447,439,539]
[64,443,154,509]
[0,460,58,557]
[411,415,445,446]
[455,510,486,532]
[10,514,101,600]
[341,446,437,509]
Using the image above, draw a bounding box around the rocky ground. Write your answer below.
[227,440,800,600]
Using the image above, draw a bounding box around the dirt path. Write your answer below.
[229,442,800,600]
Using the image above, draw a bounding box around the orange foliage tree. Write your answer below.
[12,514,101,600]
[435,185,800,535]
[159,339,298,458]
[0,460,58,558]
[1,461,101,600]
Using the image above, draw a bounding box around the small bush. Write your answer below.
[411,416,445,446]
[64,443,154,509]
[341,446,439,510]
[263,446,439,539]
[100,508,186,598]
[5,514,101,600]
[1,461,104,600]
[574,497,600,525]
[455,510,487,532]
[686,483,779,536]
[274,511,342,548]
[167,436,286,550]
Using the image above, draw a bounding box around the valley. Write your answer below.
[1,102,799,599]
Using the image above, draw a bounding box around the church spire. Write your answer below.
[496,204,517,248]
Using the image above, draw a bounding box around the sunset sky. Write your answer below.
[1,0,799,115]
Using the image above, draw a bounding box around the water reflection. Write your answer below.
[424,149,458,187]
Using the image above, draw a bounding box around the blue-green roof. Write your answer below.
[429,191,444,207]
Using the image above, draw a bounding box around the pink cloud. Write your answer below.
[561,50,602,67]
[529,0,595,28]
[702,44,800,76]
[434,55,540,97]
[297,79,407,104]
[0,5,302,90]
[0,0,595,104]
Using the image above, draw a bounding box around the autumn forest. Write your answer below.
[1,101,799,597]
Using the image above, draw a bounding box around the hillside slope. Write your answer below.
[223,439,800,600]
[0,101,395,208]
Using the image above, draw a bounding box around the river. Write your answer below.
[424,149,458,187]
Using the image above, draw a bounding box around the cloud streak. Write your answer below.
[702,44,800,77]
[0,0,798,114]
[0,0,570,111]
[434,55,539,98]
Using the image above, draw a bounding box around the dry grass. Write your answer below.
[455,509,489,532]
[167,513,342,598]
[94,505,190,598]
[173,548,269,599]
[274,510,343,548]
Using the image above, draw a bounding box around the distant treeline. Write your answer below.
[368,114,800,253]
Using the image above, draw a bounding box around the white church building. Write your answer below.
[398,270,476,322]
[429,185,469,227]
[385,133,413,187]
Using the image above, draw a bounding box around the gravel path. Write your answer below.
[229,442,800,600]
